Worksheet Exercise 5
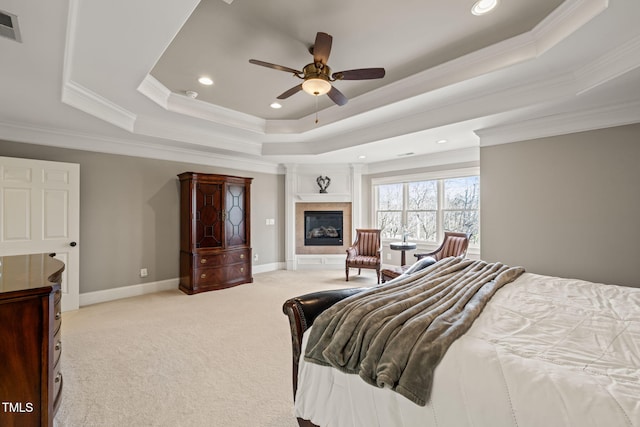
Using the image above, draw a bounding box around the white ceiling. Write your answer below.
[0,0,639,174]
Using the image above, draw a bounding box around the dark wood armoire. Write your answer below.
[178,172,253,294]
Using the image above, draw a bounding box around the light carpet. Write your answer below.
[54,269,378,427]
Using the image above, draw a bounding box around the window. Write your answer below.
[374,171,479,246]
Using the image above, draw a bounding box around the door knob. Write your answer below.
[69,241,77,247]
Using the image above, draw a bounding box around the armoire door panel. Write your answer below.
[194,182,223,248]
[225,183,247,247]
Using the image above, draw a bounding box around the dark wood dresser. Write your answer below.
[0,253,65,427]
[178,172,253,294]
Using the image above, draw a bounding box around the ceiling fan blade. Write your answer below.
[249,59,302,75]
[312,32,333,65]
[332,68,386,80]
[277,84,303,100]
[327,86,348,106]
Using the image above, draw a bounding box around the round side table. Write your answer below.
[389,241,417,266]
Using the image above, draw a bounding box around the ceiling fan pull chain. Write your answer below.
[315,96,319,124]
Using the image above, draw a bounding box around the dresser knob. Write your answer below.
[200,273,207,279]
[55,341,61,351]
[200,258,207,264]
[55,373,62,383]
[240,254,244,259]
[240,267,244,273]
[55,312,61,320]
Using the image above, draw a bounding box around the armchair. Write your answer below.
[345,229,382,284]
[381,231,471,283]
[415,231,471,261]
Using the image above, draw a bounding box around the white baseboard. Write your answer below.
[80,278,179,307]
[79,263,285,306]
[252,262,285,274]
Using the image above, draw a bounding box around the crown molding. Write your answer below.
[61,80,137,132]
[531,0,608,55]
[476,100,640,146]
[262,72,578,157]
[136,74,170,109]
[364,147,480,176]
[0,120,281,175]
[137,74,266,134]
[133,115,263,156]
[575,34,640,95]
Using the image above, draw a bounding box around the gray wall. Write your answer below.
[0,140,285,293]
[481,124,640,288]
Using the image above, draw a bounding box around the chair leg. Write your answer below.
[345,266,349,281]
[358,268,361,275]
[376,269,380,284]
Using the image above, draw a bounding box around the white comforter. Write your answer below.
[295,273,640,427]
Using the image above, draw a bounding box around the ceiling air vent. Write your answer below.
[0,10,21,43]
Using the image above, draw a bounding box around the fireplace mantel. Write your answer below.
[296,193,351,202]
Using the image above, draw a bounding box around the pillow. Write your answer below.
[403,256,436,275]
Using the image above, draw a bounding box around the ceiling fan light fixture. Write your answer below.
[198,76,213,86]
[302,78,331,96]
[471,0,498,16]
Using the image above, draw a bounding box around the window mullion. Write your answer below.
[437,180,444,242]
[402,183,409,229]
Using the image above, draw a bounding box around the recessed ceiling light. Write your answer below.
[436,139,448,144]
[270,102,282,109]
[198,76,213,86]
[358,155,366,159]
[471,0,498,16]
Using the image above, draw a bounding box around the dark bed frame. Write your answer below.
[282,287,369,427]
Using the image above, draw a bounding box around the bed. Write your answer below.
[282,257,640,427]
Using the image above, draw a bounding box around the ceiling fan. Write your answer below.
[249,32,385,106]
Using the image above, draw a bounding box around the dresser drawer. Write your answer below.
[194,253,224,268]
[53,329,62,368]
[53,365,63,404]
[194,249,250,268]
[225,261,252,284]
[225,248,250,264]
[53,292,62,335]
[193,267,225,286]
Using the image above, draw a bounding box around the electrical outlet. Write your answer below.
[254,254,259,261]
[140,268,148,277]
[386,253,391,260]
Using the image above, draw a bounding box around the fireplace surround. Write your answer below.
[295,202,352,256]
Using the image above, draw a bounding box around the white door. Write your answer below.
[0,156,80,312]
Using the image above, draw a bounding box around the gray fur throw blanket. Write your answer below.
[304,257,525,406]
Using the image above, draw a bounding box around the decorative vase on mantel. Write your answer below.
[316,176,331,194]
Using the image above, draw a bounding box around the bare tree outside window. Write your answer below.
[374,174,480,246]
[407,180,437,242]
[443,177,479,245]
[376,183,403,239]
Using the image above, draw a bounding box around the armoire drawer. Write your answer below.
[194,249,250,268]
